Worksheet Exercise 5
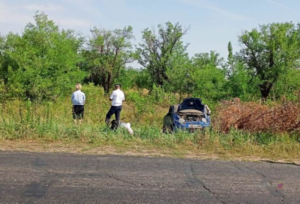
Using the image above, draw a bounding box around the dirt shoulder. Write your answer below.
[1,139,299,165]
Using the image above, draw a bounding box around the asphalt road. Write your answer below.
[0,151,299,204]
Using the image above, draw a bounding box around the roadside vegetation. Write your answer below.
[1,85,300,161]
[1,12,300,162]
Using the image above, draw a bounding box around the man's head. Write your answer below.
[75,83,82,90]
[115,84,121,90]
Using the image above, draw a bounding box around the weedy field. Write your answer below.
[1,85,300,163]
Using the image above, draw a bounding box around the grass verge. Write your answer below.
[1,87,300,164]
[1,124,299,164]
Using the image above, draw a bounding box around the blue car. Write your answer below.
[163,98,211,133]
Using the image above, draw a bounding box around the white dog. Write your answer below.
[111,120,134,135]
[120,122,134,135]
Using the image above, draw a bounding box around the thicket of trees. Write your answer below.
[1,12,300,103]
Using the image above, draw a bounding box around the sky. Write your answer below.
[1,0,300,67]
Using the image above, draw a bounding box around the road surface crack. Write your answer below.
[187,164,226,204]
[106,173,140,187]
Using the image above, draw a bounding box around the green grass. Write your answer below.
[0,85,299,162]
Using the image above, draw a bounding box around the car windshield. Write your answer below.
[178,98,205,112]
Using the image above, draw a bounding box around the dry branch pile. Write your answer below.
[214,99,300,133]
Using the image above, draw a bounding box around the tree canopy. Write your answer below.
[1,12,300,104]
[237,22,300,100]
[137,22,189,88]
[0,12,85,101]
[83,26,135,93]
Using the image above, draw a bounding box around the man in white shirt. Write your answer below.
[105,84,125,126]
[71,83,86,124]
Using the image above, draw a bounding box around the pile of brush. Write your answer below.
[214,98,300,133]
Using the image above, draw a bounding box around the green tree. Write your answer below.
[192,51,223,68]
[133,68,152,90]
[0,34,21,105]
[223,42,256,100]
[191,51,226,101]
[226,41,235,77]
[137,22,189,88]
[224,62,257,100]
[115,67,142,89]
[272,68,300,101]
[237,22,300,101]
[0,12,85,102]
[164,41,193,100]
[84,26,134,93]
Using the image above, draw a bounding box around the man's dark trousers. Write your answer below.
[105,106,122,125]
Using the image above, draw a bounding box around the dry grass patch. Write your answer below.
[214,100,300,133]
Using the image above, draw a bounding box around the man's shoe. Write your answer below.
[105,118,110,126]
